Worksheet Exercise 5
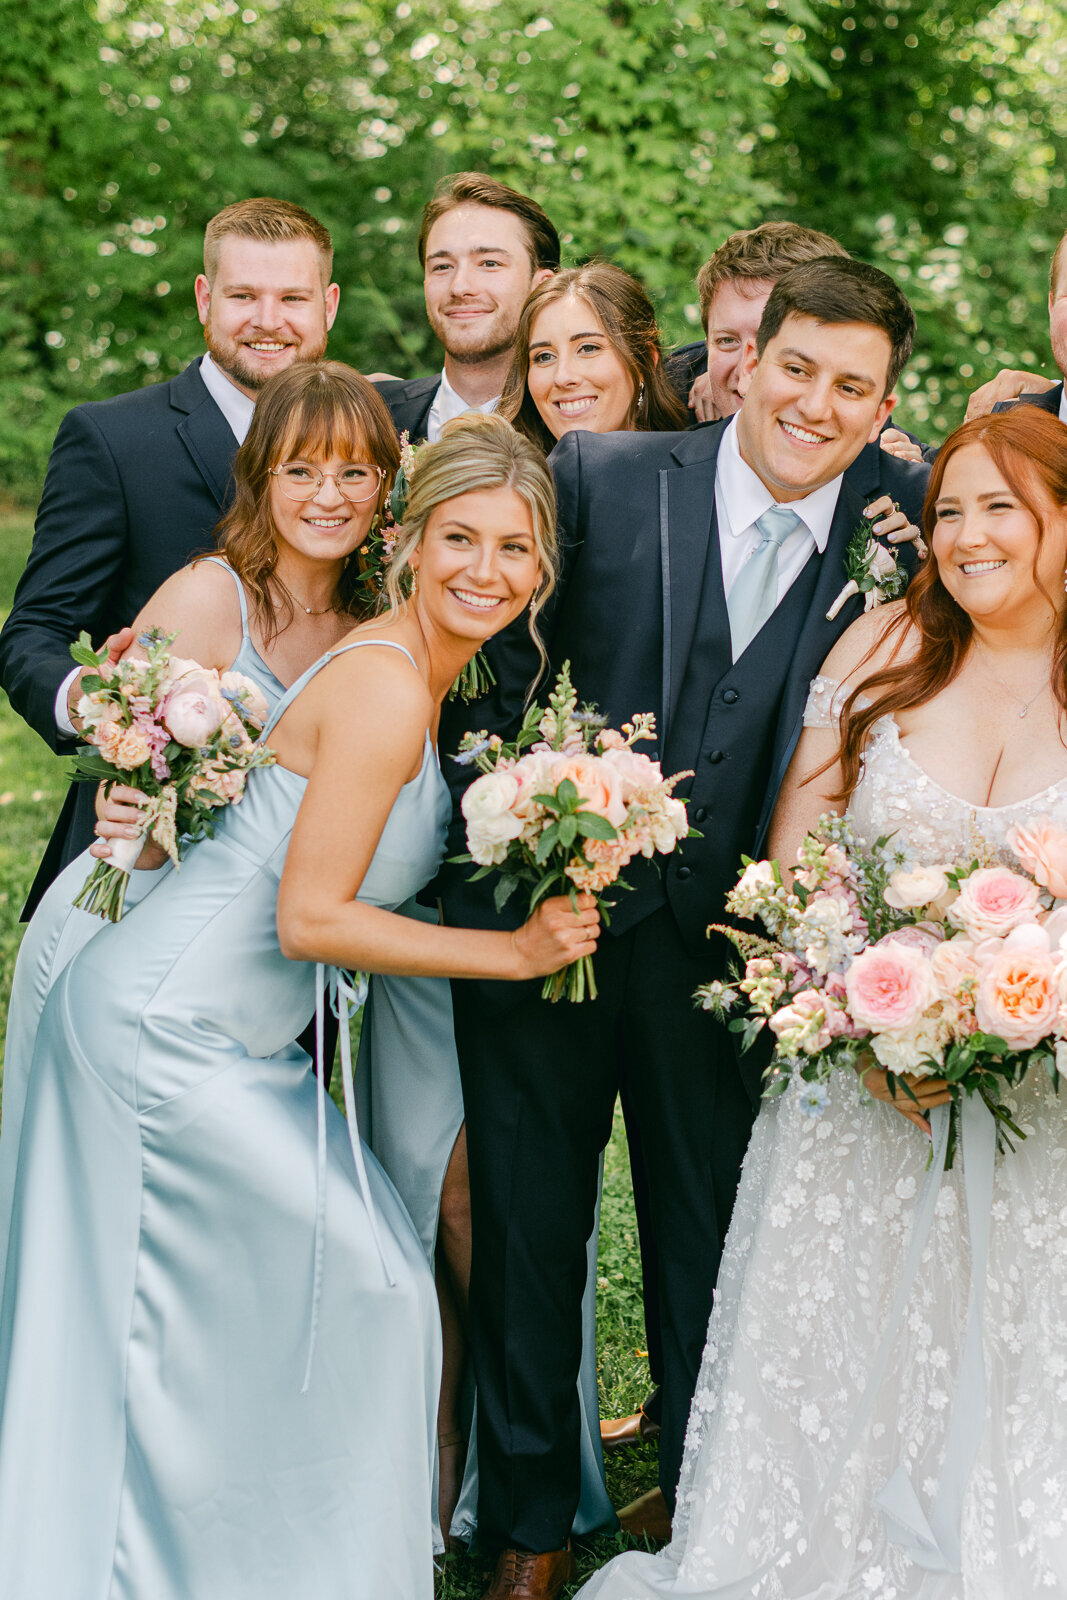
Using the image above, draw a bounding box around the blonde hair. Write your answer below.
[384,413,558,678]
[204,197,334,287]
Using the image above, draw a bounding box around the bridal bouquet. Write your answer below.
[454,662,694,1002]
[69,627,275,921]
[698,814,1067,1156]
[356,429,494,702]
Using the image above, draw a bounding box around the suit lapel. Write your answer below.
[171,363,238,510]
[660,428,724,744]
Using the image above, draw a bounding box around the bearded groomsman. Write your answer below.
[373,172,559,441]
[0,197,339,911]
[440,257,931,1600]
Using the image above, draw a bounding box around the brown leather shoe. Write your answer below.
[482,1544,575,1599]
[600,1407,661,1451]
[616,1487,672,1542]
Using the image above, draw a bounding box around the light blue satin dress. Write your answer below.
[0,636,441,1599]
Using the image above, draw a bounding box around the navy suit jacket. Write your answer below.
[438,423,929,1003]
[0,358,238,912]
[371,375,441,444]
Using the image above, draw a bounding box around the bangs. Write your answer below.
[274,397,372,466]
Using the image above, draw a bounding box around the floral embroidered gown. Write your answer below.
[577,675,1067,1600]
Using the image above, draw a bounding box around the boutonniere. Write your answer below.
[826,514,910,622]
[355,431,497,704]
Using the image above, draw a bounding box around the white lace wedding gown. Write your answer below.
[579,677,1067,1600]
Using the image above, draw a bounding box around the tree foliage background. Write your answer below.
[2,0,1065,504]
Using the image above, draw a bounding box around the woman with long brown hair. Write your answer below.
[499,262,687,452]
[576,407,1067,1597]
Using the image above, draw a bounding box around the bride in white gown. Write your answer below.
[578,411,1067,1600]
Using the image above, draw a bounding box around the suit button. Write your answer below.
[722,688,739,705]
[676,866,693,881]
[693,807,708,824]
[707,750,725,765]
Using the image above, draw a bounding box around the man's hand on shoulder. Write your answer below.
[964,368,1056,422]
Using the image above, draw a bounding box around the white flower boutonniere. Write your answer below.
[826,514,910,622]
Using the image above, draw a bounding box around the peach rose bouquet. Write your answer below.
[453,661,695,1002]
[697,812,1067,1157]
[68,627,275,921]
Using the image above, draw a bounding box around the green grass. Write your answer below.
[0,511,660,1596]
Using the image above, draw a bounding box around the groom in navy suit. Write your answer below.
[0,197,339,914]
[440,258,931,1600]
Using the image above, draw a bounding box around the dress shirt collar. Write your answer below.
[426,366,499,440]
[199,353,256,445]
[1059,384,1067,426]
[717,415,841,552]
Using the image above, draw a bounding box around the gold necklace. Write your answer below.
[973,637,1049,719]
[273,575,336,617]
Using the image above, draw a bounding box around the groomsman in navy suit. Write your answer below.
[373,172,559,442]
[0,198,339,913]
[440,258,931,1600]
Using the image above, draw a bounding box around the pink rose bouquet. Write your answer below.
[697,813,1067,1158]
[68,627,275,921]
[454,662,695,1002]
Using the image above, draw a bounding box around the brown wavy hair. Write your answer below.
[833,407,1067,799]
[498,263,687,453]
[215,361,400,643]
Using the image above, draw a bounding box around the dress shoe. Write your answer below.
[482,1543,575,1599]
[600,1406,661,1451]
[616,1487,672,1542]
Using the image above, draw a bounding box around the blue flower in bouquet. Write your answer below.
[796,1081,831,1119]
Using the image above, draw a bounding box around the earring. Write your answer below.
[637,380,646,409]
[411,568,419,597]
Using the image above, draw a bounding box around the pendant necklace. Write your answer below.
[974,638,1048,719]
[274,575,335,617]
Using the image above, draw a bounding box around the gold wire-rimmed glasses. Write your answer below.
[268,460,385,503]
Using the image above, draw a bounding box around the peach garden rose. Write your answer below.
[845,940,938,1033]
[975,948,1060,1050]
[950,866,1040,942]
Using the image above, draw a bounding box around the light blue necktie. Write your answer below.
[727,503,804,658]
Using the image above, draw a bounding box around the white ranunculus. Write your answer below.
[461,771,524,854]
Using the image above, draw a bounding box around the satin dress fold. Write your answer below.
[0,637,442,1600]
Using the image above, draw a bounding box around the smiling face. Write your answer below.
[195,236,339,399]
[734,313,896,501]
[704,277,775,420]
[932,443,1067,629]
[423,204,551,366]
[526,293,636,440]
[268,448,381,570]
[409,486,541,644]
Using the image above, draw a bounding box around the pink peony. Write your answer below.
[975,948,1060,1049]
[845,941,938,1032]
[1006,817,1067,901]
[950,866,1041,941]
[598,744,663,797]
[550,754,628,828]
[877,925,944,957]
[163,679,226,747]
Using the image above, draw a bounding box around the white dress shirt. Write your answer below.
[55,355,253,736]
[715,416,843,661]
[425,367,499,442]
[1058,385,1067,426]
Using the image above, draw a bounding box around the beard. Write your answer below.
[203,321,328,391]
[426,303,520,366]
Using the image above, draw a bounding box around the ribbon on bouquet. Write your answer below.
[676,1094,995,1598]
[301,964,396,1394]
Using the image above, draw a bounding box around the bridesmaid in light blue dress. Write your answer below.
[0,375,597,1597]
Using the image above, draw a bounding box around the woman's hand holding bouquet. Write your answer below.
[699,813,1067,1158]
[454,662,695,1002]
[69,627,275,920]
